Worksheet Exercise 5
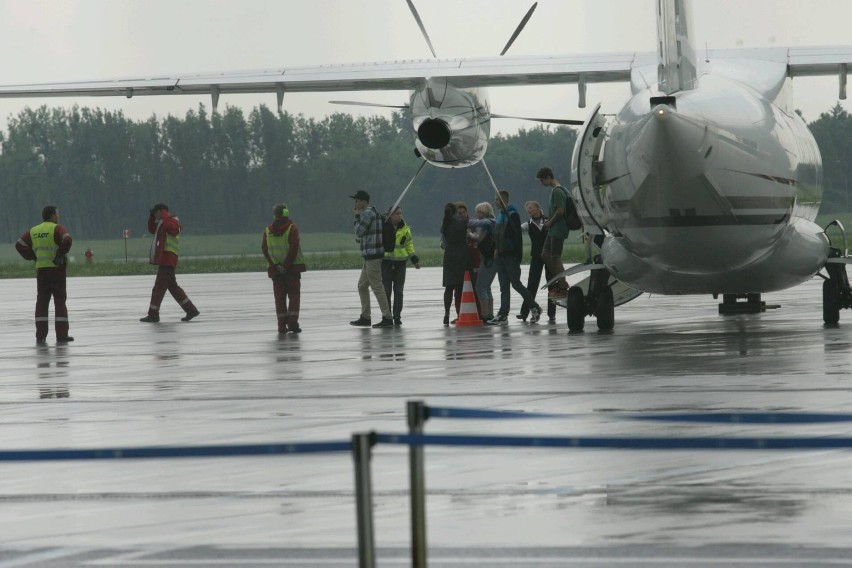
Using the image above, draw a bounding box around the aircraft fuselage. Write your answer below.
[595,58,828,295]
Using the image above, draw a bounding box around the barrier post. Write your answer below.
[352,432,376,568]
[408,400,428,568]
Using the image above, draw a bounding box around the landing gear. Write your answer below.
[821,220,852,325]
[823,279,841,325]
[564,266,615,332]
[566,286,585,332]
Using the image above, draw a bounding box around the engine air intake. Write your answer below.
[418,118,452,149]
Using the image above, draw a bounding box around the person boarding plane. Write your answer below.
[1,0,851,331]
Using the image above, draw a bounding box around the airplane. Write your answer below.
[2,0,852,332]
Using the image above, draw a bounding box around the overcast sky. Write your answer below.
[0,0,850,136]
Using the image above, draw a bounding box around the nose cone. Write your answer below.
[417,118,451,149]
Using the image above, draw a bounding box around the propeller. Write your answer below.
[500,2,538,56]
[329,100,409,109]
[491,113,583,126]
[406,0,438,58]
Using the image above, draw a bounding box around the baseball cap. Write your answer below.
[349,190,370,201]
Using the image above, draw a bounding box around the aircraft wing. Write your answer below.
[0,46,849,103]
[0,53,640,100]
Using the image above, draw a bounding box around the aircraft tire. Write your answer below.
[823,279,841,324]
[596,285,615,331]
[566,286,585,332]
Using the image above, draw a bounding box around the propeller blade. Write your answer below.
[499,2,538,56]
[491,113,584,126]
[329,100,409,109]
[406,0,438,58]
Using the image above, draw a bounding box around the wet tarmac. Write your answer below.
[2,267,852,566]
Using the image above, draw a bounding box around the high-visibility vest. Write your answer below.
[164,229,180,256]
[266,226,304,266]
[30,221,59,269]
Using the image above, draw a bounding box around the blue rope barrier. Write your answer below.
[427,406,562,420]
[425,406,852,424]
[625,412,852,424]
[0,441,352,462]
[376,433,852,450]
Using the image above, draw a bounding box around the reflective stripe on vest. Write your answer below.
[30,222,58,269]
[266,226,305,265]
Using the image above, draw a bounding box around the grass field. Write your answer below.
[0,232,589,278]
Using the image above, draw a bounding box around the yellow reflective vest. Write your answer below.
[266,226,305,266]
[30,221,59,269]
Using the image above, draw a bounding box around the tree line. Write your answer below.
[0,101,850,243]
[0,104,576,242]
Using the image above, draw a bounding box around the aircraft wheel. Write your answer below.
[596,285,614,331]
[566,286,585,332]
[823,279,841,324]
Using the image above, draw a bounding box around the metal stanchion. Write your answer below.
[408,400,428,568]
[353,432,376,568]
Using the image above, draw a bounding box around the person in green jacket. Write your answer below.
[381,207,421,326]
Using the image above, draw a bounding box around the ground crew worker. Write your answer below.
[261,203,306,334]
[15,205,74,343]
[140,203,200,323]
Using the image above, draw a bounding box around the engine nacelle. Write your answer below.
[410,78,490,168]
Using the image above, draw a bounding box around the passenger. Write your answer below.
[440,202,476,325]
[536,167,571,299]
[467,201,497,322]
[15,205,74,343]
[519,201,557,323]
[261,203,306,334]
[488,190,542,325]
[140,203,200,323]
[350,190,394,328]
[381,207,421,327]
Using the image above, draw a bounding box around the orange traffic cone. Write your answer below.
[455,271,482,327]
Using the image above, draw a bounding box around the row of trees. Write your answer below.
[1,102,850,242]
[0,104,576,242]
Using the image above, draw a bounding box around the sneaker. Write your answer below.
[289,326,302,334]
[393,317,402,326]
[181,308,200,322]
[36,338,47,345]
[548,317,557,324]
[372,317,394,328]
[443,315,450,326]
[57,336,74,343]
[487,314,508,325]
[350,317,371,326]
[529,305,542,324]
[139,315,160,323]
[515,314,526,321]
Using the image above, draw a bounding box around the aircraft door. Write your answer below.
[571,103,609,234]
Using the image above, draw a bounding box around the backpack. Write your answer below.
[381,212,396,253]
[557,186,583,231]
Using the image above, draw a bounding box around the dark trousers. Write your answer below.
[35,268,68,340]
[273,273,301,332]
[520,257,557,320]
[381,260,407,319]
[148,265,196,317]
[495,255,537,317]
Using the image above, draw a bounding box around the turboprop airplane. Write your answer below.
[1,0,852,331]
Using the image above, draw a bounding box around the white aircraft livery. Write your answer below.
[2,0,852,330]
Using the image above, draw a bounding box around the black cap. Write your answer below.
[149,203,168,215]
[349,190,370,201]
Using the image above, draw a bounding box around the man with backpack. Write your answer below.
[349,190,394,328]
[536,167,581,299]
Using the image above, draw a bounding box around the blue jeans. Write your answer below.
[495,255,538,317]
